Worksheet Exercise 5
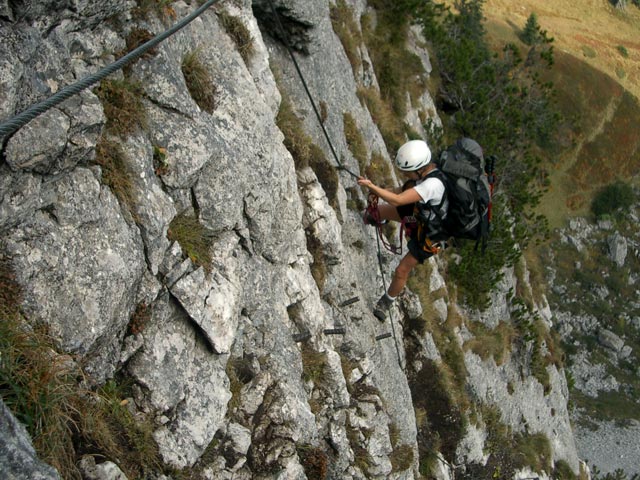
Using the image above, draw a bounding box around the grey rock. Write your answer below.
[79,456,128,480]
[598,328,625,352]
[0,1,13,21]
[5,108,69,173]
[0,399,61,480]
[608,232,628,267]
[128,295,232,468]
[4,168,145,383]
[574,419,640,477]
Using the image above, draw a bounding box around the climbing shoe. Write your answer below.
[373,294,394,322]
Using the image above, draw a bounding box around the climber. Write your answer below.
[357,140,448,322]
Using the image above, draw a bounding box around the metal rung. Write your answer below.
[292,332,312,343]
[375,332,392,341]
[324,327,346,335]
[338,297,360,307]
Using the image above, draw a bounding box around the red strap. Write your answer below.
[366,194,410,256]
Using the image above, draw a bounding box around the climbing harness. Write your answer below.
[365,193,415,256]
[266,0,359,180]
[0,0,222,142]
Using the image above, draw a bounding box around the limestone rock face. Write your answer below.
[0,0,583,478]
[0,400,62,480]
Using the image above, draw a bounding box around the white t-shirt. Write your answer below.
[413,174,445,206]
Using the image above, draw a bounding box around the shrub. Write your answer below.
[591,181,635,218]
[617,45,630,58]
[182,48,218,113]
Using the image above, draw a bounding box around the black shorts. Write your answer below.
[396,204,414,220]
[396,204,441,264]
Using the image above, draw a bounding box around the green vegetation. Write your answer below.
[132,0,176,22]
[617,45,630,58]
[0,256,162,479]
[95,137,139,222]
[276,93,340,211]
[182,48,218,113]
[95,78,147,136]
[395,0,559,308]
[167,211,214,271]
[363,0,428,120]
[218,10,255,63]
[591,181,635,219]
[343,112,368,173]
[329,0,363,75]
[591,467,640,480]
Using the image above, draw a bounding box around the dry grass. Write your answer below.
[167,211,214,272]
[484,0,640,100]
[0,256,161,480]
[329,0,363,76]
[132,0,176,22]
[94,137,140,223]
[343,112,368,174]
[297,444,329,479]
[182,48,218,113]
[356,86,406,155]
[218,10,254,63]
[464,321,517,366]
[95,79,147,137]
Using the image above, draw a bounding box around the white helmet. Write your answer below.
[395,140,431,171]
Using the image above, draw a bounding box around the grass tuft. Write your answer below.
[297,444,329,479]
[132,0,176,22]
[218,10,255,63]
[464,321,517,366]
[127,302,152,335]
[357,86,406,154]
[343,112,368,174]
[167,212,214,272]
[94,137,139,222]
[0,256,162,480]
[182,48,218,113]
[329,0,363,76]
[95,79,147,136]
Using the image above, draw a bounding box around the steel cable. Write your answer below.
[0,0,222,142]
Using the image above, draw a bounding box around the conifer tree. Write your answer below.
[522,12,541,45]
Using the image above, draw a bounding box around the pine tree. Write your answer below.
[522,12,541,45]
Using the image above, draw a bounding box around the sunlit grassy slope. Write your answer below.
[482,0,640,227]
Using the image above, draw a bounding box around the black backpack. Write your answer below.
[434,138,494,250]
